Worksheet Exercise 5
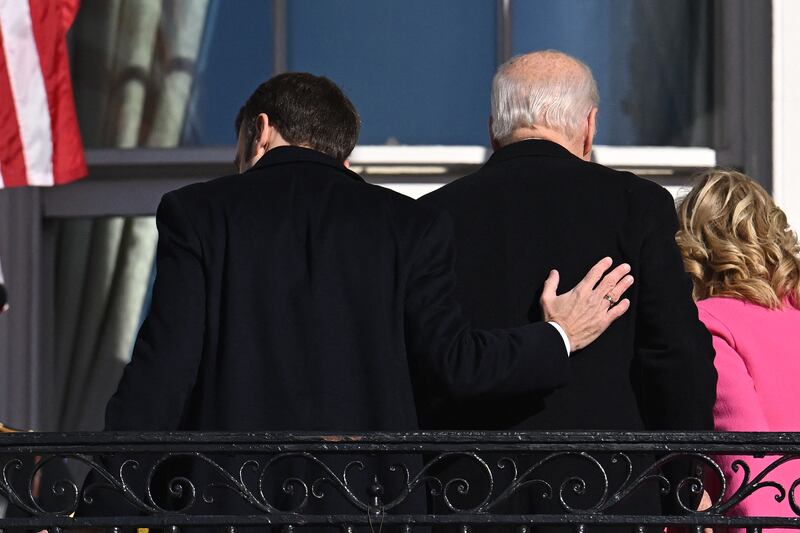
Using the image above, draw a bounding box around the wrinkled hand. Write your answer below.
[540,257,633,352]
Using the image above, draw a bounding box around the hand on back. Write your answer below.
[540,257,633,352]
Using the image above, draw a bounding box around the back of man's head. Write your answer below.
[235,72,360,162]
[491,50,599,147]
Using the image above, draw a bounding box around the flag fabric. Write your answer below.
[0,0,86,188]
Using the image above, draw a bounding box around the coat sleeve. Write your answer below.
[631,187,717,514]
[104,191,206,431]
[404,210,570,401]
[700,308,769,432]
[633,186,717,431]
[699,308,793,520]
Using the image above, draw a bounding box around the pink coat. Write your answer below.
[697,296,800,528]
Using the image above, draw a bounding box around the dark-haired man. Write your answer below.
[96,73,632,519]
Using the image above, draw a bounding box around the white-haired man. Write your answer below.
[419,50,716,529]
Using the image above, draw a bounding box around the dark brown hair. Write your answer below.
[235,72,360,162]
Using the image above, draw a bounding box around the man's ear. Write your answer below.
[254,113,271,150]
[241,113,272,171]
[582,107,598,160]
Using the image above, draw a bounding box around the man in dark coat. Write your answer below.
[85,73,632,523]
[419,51,717,530]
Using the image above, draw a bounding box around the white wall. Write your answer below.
[773,0,800,233]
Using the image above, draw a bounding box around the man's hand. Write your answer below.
[540,257,633,352]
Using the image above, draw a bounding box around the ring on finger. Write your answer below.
[603,294,616,305]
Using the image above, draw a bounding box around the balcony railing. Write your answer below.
[1,431,799,530]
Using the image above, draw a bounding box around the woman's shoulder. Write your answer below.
[697,296,800,340]
[695,297,765,341]
[696,296,749,314]
[696,296,759,321]
[694,297,739,341]
[697,295,799,315]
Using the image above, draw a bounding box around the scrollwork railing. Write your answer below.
[1,431,800,530]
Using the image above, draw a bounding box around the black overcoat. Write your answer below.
[93,146,569,523]
[419,139,717,529]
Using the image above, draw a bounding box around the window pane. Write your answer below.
[68,0,716,150]
[512,0,714,146]
[288,0,496,145]
[69,0,272,148]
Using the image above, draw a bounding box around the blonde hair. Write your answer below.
[676,169,800,309]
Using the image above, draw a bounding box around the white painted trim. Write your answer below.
[377,177,695,201]
[376,182,445,199]
[349,145,489,165]
[349,144,716,169]
[80,145,717,171]
[591,146,716,169]
[772,0,800,233]
[349,165,450,175]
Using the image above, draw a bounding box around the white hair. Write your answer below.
[491,50,599,144]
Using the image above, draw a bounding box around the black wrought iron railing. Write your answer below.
[1,431,800,531]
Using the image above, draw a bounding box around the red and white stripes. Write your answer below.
[0,0,86,188]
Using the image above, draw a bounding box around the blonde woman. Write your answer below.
[676,169,800,526]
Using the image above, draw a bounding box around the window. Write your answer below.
[70,0,718,152]
[288,0,496,145]
[512,0,714,147]
[70,0,272,148]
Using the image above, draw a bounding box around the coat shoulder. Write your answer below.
[582,161,670,200]
[160,172,240,209]
[697,297,758,329]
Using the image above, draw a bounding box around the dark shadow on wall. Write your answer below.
[627,1,715,146]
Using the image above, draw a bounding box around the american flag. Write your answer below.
[0,0,86,188]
